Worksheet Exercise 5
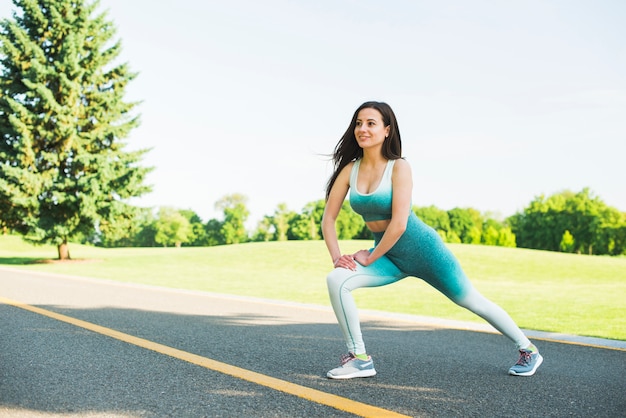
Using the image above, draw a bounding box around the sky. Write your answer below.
[2,0,625,227]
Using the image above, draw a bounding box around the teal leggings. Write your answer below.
[327,214,530,354]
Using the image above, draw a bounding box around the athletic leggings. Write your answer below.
[327,213,530,355]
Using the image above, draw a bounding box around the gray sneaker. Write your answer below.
[327,353,376,379]
[509,349,543,376]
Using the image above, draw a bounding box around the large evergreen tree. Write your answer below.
[0,0,152,259]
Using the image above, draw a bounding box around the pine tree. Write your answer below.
[0,0,152,259]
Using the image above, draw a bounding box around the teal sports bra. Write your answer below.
[349,159,395,222]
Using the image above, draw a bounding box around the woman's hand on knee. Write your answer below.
[353,250,372,267]
[333,254,357,271]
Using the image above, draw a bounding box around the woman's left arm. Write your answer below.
[354,159,413,266]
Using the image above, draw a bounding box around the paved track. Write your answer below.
[1,267,624,417]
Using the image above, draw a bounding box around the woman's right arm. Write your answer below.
[322,163,357,270]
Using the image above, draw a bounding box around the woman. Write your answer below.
[322,101,543,379]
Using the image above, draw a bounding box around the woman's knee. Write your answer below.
[454,287,493,313]
[327,267,350,290]
[327,268,366,297]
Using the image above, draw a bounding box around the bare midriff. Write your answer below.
[366,219,391,233]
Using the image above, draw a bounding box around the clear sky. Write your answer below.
[2,0,625,227]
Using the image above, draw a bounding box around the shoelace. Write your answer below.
[340,353,356,365]
[515,350,532,366]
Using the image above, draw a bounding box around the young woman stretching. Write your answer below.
[322,101,543,379]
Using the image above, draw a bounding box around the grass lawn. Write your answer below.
[1,235,625,341]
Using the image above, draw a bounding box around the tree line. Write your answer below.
[93,188,626,257]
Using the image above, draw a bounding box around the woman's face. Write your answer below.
[354,108,390,150]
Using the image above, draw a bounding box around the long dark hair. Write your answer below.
[325,101,402,200]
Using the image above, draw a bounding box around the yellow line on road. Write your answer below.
[1,296,410,418]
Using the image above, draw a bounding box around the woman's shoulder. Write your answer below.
[337,160,357,182]
[391,158,412,177]
[340,159,358,173]
[392,157,411,170]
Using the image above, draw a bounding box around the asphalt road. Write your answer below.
[1,267,625,417]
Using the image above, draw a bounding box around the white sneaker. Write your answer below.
[327,353,377,379]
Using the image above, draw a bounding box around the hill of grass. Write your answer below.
[1,234,624,341]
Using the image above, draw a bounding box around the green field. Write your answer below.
[1,235,625,341]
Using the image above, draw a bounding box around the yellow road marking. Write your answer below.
[1,296,410,418]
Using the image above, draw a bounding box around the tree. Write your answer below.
[272,203,294,241]
[336,201,365,240]
[98,205,154,247]
[288,213,314,240]
[414,205,451,235]
[448,207,483,244]
[596,207,626,256]
[0,0,151,259]
[287,200,324,240]
[251,215,274,242]
[304,199,325,239]
[130,214,158,247]
[204,218,224,246]
[509,193,566,252]
[482,225,500,246]
[560,230,575,253]
[480,218,516,247]
[179,208,208,246]
[154,207,191,248]
[215,193,249,244]
[496,227,516,247]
